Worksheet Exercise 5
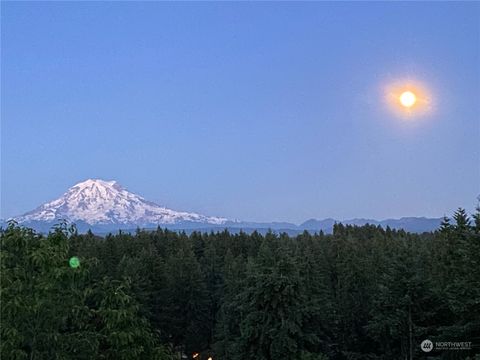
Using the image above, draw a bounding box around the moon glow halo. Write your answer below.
[385,80,432,118]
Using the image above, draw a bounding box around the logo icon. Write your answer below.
[421,339,433,352]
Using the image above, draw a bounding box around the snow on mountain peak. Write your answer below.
[15,179,227,226]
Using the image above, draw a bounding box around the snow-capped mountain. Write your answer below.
[14,179,227,227]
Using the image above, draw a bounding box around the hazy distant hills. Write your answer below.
[298,217,442,233]
[4,179,442,234]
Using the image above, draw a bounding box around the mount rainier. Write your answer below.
[13,179,227,231]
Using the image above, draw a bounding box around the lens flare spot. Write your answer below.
[69,256,80,268]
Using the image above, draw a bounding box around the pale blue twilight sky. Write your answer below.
[1,2,479,223]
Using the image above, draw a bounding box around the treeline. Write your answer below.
[1,208,480,360]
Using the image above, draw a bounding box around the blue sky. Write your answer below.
[2,2,479,223]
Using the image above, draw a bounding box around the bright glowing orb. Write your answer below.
[384,79,432,118]
[399,91,416,108]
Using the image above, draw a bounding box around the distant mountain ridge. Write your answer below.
[5,179,442,234]
[299,217,442,233]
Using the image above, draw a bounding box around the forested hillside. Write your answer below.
[1,208,479,360]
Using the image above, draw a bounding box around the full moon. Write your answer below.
[399,91,417,108]
[384,79,432,118]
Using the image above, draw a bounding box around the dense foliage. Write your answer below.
[1,208,479,359]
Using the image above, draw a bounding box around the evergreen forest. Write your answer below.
[1,208,480,360]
